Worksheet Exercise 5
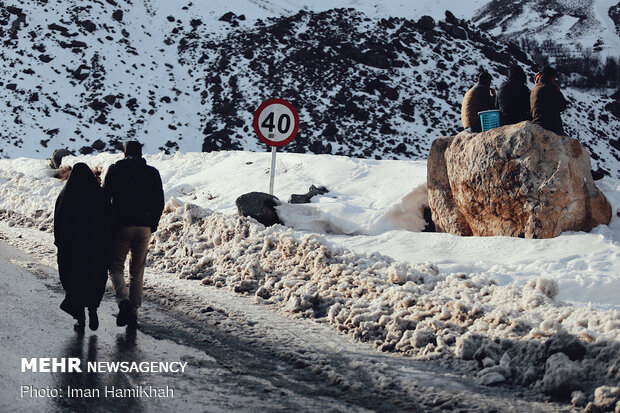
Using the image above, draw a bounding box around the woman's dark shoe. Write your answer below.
[74,308,85,332]
[74,317,85,333]
[88,307,99,331]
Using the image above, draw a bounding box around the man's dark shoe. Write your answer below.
[88,307,99,331]
[116,300,132,327]
[127,312,138,329]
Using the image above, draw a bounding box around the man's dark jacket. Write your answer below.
[103,157,165,232]
[530,82,568,135]
[461,82,496,132]
[496,69,531,125]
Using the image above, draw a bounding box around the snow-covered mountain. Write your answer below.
[473,0,620,55]
[1,0,619,178]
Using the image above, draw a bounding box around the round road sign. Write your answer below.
[253,98,299,147]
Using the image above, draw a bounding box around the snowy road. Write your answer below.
[0,240,372,412]
[0,227,576,412]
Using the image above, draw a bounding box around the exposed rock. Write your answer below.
[48,23,69,34]
[444,10,459,26]
[427,122,612,239]
[288,185,329,204]
[112,10,123,22]
[219,11,242,26]
[442,22,467,40]
[219,12,236,22]
[79,146,94,155]
[59,40,88,49]
[418,15,435,31]
[427,136,472,236]
[235,192,282,227]
[0,5,617,178]
[79,19,97,33]
[39,54,53,63]
[92,139,105,151]
[50,148,72,169]
[7,6,23,15]
[606,100,620,120]
[103,94,117,105]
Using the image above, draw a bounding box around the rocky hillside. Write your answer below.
[0,1,619,177]
[610,2,620,36]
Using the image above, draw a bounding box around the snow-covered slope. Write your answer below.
[1,1,619,178]
[473,0,620,56]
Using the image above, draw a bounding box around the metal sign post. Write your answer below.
[253,99,300,196]
[269,137,277,195]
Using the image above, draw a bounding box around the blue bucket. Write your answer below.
[478,110,500,131]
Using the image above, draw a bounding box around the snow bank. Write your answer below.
[144,199,620,402]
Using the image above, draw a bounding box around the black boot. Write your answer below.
[116,300,132,327]
[74,308,85,333]
[127,309,138,329]
[88,307,99,331]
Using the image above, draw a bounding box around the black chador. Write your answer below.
[54,163,110,331]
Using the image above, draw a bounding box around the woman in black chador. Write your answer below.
[54,163,110,332]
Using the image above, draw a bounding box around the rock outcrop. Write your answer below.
[427,122,612,238]
[235,192,281,227]
[288,185,329,204]
[50,148,72,169]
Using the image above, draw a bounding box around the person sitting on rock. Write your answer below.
[496,65,531,126]
[461,71,496,133]
[530,66,568,136]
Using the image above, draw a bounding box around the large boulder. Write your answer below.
[427,122,612,239]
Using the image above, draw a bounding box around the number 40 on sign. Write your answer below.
[253,99,300,194]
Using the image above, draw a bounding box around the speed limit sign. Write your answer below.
[253,98,299,147]
[253,99,300,195]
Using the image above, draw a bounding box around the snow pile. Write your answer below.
[147,199,620,401]
[0,161,57,231]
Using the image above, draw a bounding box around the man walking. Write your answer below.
[104,141,165,328]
